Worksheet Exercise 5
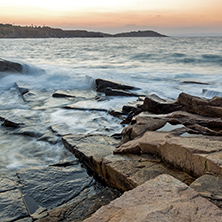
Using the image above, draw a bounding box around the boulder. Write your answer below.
[95,78,138,93]
[142,94,183,114]
[177,92,222,117]
[0,59,23,73]
[190,174,222,209]
[84,174,222,222]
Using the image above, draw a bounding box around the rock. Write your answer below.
[120,117,167,145]
[63,134,194,191]
[52,90,76,98]
[15,82,30,96]
[17,160,96,210]
[182,81,210,85]
[0,189,29,222]
[95,78,138,93]
[0,178,17,192]
[84,174,222,222]
[190,174,222,209]
[0,58,23,73]
[1,119,24,128]
[102,154,194,191]
[115,131,222,177]
[64,100,108,112]
[177,92,222,117]
[36,187,121,222]
[62,135,118,176]
[142,94,183,114]
[64,105,108,112]
[141,93,222,118]
[105,87,141,97]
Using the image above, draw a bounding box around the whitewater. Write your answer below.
[0,37,222,172]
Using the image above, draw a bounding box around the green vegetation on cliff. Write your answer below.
[0,24,167,38]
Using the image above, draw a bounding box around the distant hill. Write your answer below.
[0,24,167,38]
[113,30,167,37]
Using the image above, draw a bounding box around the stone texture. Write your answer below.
[84,174,222,222]
[120,116,167,144]
[17,161,96,210]
[115,131,222,177]
[62,135,118,176]
[190,174,222,209]
[63,135,195,191]
[177,92,222,118]
[0,189,29,222]
[36,187,121,222]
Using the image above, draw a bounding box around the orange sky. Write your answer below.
[1,0,222,35]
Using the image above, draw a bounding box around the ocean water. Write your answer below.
[0,37,222,172]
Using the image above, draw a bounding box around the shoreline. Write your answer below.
[1,59,222,221]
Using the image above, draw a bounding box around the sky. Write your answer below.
[1,0,222,36]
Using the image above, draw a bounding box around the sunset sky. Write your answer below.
[1,0,222,36]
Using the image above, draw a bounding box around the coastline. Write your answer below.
[1,58,222,221]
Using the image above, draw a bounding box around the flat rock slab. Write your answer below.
[115,131,222,177]
[17,161,95,211]
[63,135,118,176]
[190,174,222,209]
[63,135,194,191]
[0,189,29,222]
[37,187,121,222]
[84,174,222,222]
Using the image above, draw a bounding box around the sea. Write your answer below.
[0,36,222,173]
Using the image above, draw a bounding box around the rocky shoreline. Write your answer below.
[1,59,222,221]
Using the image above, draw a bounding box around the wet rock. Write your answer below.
[115,131,222,177]
[84,174,222,222]
[36,187,121,222]
[0,189,29,222]
[52,90,76,98]
[1,119,24,128]
[17,160,95,210]
[64,100,108,112]
[64,105,108,112]
[15,82,30,96]
[0,178,17,192]
[0,58,23,73]
[182,80,210,85]
[95,78,138,93]
[190,174,222,209]
[105,87,141,97]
